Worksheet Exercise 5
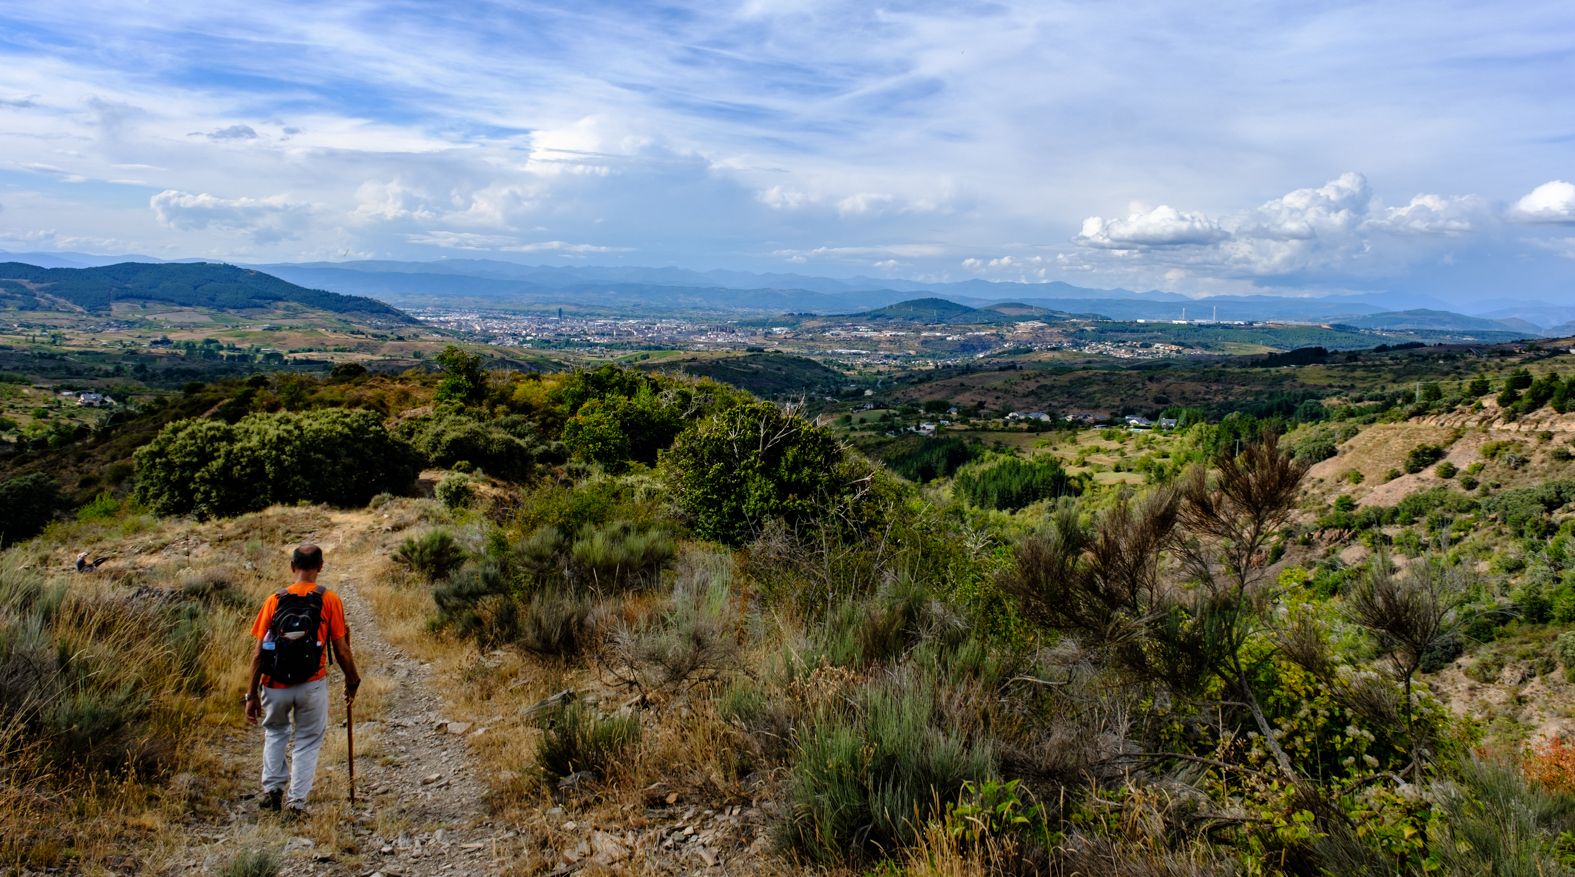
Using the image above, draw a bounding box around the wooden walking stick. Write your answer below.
[346,695,356,805]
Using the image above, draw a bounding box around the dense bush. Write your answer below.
[1484,479,1575,539]
[393,529,468,582]
[0,473,62,547]
[134,409,418,518]
[953,454,1077,511]
[435,472,473,510]
[663,400,866,546]
[1287,427,1339,463]
[1404,443,1446,474]
[395,411,545,481]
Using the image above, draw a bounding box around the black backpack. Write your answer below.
[265,585,327,686]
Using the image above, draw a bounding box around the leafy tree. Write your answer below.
[0,473,63,546]
[434,345,487,405]
[562,386,683,472]
[663,401,852,546]
[134,410,417,518]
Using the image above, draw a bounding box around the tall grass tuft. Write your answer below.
[785,671,995,863]
[220,847,282,877]
[534,699,641,782]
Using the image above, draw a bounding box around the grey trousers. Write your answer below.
[260,677,329,806]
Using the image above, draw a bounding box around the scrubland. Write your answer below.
[5,347,1575,874]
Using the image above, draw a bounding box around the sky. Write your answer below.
[0,0,1572,306]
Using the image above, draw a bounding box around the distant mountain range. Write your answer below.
[0,261,416,323]
[0,250,1561,337]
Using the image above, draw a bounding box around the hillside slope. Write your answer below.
[0,261,416,323]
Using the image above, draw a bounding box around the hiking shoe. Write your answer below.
[284,803,308,821]
[258,789,283,812]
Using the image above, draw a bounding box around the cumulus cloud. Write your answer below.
[1242,172,1370,239]
[1076,205,1228,249]
[1509,180,1575,224]
[1070,172,1497,280]
[150,189,311,243]
[1367,193,1482,235]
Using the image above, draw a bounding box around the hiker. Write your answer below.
[244,543,361,816]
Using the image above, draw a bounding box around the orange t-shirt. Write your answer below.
[251,582,348,688]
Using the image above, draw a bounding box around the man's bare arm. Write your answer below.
[244,640,264,724]
[332,635,361,702]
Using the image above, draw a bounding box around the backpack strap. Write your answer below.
[313,584,333,666]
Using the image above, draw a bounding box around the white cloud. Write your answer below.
[756,185,808,210]
[1367,193,1482,235]
[837,192,895,217]
[1509,180,1575,224]
[1241,172,1370,240]
[150,189,312,243]
[1075,205,1229,249]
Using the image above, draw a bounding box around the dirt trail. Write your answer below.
[165,512,510,877]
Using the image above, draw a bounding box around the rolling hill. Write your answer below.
[1338,308,1537,337]
[0,262,416,324]
[857,297,1084,324]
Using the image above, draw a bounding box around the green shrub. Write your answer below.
[534,699,640,781]
[1557,633,1575,682]
[1434,756,1575,876]
[664,400,862,546]
[432,560,516,645]
[435,472,473,510]
[611,549,737,691]
[567,520,675,593]
[1404,443,1446,474]
[562,386,683,472]
[1288,428,1339,464]
[394,411,542,481]
[785,675,994,863]
[1435,461,1458,479]
[220,848,281,877]
[516,590,595,658]
[394,529,467,582]
[1384,467,1403,482]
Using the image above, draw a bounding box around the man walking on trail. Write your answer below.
[244,544,361,816]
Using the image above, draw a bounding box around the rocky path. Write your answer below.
[324,576,503,877]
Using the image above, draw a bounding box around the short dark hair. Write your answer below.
[291,544,324,571]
